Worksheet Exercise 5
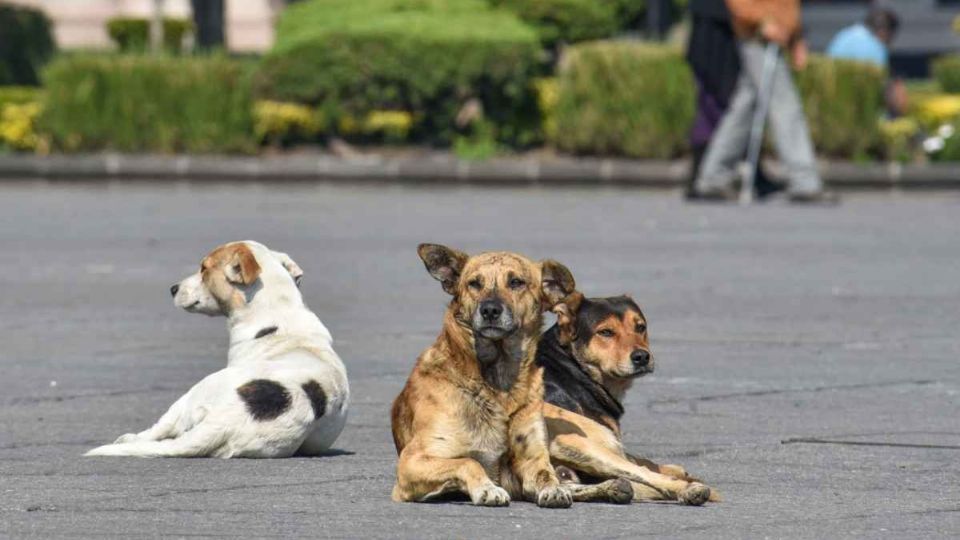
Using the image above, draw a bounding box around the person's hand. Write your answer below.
[791,40,808,70]
[761,19,790,46]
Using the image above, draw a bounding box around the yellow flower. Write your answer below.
[914,94,960,127]
[363,110,413,136]
[253,100,322,142]
[0,101,42,151]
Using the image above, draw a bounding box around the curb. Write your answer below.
[0,153,958,188]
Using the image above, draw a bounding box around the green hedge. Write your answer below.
[796,55,885,159]
[42,55,254,153]
[0,4,56,86]
[106,17,194,53]
[550,41,694,159]
[489,0,619,48]
[550,42,886,160]
[253,0,542,145]
[932,54,960,93]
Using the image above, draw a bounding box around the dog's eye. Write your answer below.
[508,277,526,290]
[467,278,483,290]
[635,324,647,334]
[597,329,615,338]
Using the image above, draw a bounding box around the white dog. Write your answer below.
[86,241,349,458]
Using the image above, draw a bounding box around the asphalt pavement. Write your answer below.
[1,180,958,538]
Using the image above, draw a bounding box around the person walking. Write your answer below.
[694,0,837,203]
[685,0,783,200]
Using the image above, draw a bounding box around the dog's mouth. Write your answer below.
[476,326,514,340]
[183,300,201,311]
[630,365,655,378]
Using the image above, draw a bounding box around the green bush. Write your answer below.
[42,55,254,153]
[106,17,194,53]
[550,41,694,158]
[932,54,960,93]
[489,0,619,48]
[0,4,56,86]
[796,55,885,159]
[253,0,542,146]
[0,86,41,110]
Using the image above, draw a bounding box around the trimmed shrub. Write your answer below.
[550,41,694,159]
[796,55,885,159]
[42,55,254,153]
[253,0,542,146]
[489,0,619,48]
[106,17,194,53]
[932,54,960,93]
[0,4,56,86]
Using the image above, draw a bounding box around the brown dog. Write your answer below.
[391,244,583,507]
[537,294,717,505]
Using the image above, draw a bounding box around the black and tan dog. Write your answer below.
[538,294,717,505]
[391,244,630,507]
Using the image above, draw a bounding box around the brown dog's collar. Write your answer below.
[254,326,279,339]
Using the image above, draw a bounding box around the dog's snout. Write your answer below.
[631,349,651,368]
[170,284,180,297]
[479,300,504,323]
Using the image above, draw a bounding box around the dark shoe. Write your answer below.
[754,169,786,201]
[788,190,841,205]
[685,144,707,200]
[688,186,737,202]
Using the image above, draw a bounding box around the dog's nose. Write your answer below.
[479,300,503,323]
[170,284,179,297]
[631,349,651,368]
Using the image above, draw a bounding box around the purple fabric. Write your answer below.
[690,81,726,148]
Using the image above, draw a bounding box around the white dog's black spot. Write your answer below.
[301,380,327,419]
[236,379,291,421]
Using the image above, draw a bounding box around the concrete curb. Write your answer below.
[1,153,958,188]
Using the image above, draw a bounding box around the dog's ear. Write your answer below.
[224,244,261,286]
[272,250,304,287]
[540,259,576,309]
[417,243,469,295]
[552,291,583,344]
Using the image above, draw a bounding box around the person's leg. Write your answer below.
[756,48,823,195]
[695,51,757,194]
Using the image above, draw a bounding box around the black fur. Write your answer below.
[537,325,624,428]
[301,380,327,419]
[255,326,279,339]
[536,296,643,429]
[236,379,291,421]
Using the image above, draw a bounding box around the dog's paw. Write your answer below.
[113,433,140,444]
[605,478,634,505]
[536,485,573,509]
[554,465,581,484]
[470,484,510,507]
[678,483,711,506]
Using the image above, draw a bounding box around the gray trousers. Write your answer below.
[695,40,822,195]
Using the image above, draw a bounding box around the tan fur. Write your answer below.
[544,302,720,505]
[200,243,263,312]
[391,246,576,508]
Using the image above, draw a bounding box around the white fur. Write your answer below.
[86,241,349,458]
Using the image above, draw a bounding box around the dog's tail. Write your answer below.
[84,422,228,458]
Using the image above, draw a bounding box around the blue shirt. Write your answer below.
[826,23,888,67]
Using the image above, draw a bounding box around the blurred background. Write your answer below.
[2,0,960,167]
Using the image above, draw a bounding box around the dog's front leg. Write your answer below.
[393,439,509,506]
[508,403,573,508]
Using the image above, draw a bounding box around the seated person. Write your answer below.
[827,7,906,116]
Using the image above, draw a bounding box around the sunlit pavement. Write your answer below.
[1,181,958,538]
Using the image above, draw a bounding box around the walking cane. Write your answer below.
[740,42,780,206]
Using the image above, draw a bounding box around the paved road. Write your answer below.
[1,181,958,538]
